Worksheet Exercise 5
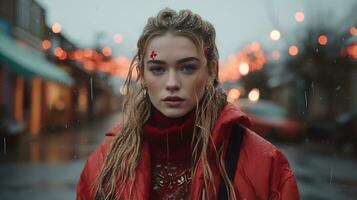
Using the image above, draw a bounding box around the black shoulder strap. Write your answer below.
[218,124,245,199]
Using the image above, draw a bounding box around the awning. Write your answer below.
[0,32,73,86]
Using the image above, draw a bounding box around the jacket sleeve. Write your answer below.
[76,159,92,200]
[269,149,300,200]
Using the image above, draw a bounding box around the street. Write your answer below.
[1,112,357,200]
[0,112,121,200]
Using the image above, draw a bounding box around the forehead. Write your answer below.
[145,33,199,62]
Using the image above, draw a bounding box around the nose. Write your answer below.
[166,71,180,92]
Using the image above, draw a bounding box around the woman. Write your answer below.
[77,8,300,200]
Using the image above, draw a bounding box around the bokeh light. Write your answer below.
[114,34,123,44]
[288,45,299,56]
[350,27,357,36]
[42,40,51,50]
[295,11,305,22]
[102,47,112,57]
[239,62,249,76]
[83,48,93,58]
[318,35,328,45]
[54,47,64,57]
[270,29,281,41]
[52,23,61,33]
[248,88,260,102]
[227,88,241,103]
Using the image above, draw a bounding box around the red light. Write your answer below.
[59,51,67,60]
[318,35,328,45]
[54,47,63,57]
[288,45,299,56]
[42,40,51,50]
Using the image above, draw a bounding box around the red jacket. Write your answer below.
[77,103,300,199]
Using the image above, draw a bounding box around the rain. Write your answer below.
[3,138,6,155]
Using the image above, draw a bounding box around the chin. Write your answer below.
[160,108,190,118]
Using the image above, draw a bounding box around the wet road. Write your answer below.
[278,143,357,200]
[1,112,357,200]
[0,112,121,200]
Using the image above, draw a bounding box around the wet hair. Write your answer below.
[95,8,235,199]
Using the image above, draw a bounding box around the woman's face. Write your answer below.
[143,33,211,118]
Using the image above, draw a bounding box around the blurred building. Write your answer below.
[0,0,121,136]
[0,0,74,135]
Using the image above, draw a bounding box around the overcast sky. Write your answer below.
[36,0,356,62]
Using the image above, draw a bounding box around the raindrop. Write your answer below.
[65,124,68,128]
[315,48,319,52]
[335,85,341,91]
[90,77,93,101]
[311,82,315,97]
[329,167,334,184]
[3,137,6,154]
[304,90,308,108]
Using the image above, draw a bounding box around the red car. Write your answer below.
[234,99,304,140]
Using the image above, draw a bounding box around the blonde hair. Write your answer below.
[95,8,236,199]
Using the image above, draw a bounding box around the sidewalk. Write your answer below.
[0,112,121,200]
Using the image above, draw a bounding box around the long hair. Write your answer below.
[95,8,236,199]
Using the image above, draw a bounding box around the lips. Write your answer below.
[162,96,185,101]
[162,96,185,108]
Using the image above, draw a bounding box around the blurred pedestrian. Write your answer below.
[77,8,299,200]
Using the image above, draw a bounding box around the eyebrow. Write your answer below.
[146,57,200,65]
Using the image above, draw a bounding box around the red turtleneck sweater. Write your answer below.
[143,107,195,200]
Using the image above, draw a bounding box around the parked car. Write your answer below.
[234,98,304,140]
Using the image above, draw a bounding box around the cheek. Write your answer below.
[144,75,163,99]
[195,79,206,98]
[191,73,208,100]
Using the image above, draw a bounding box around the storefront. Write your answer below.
[0,32,73,135]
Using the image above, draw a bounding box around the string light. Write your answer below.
[52,23,61,33]
[42,40,51,50]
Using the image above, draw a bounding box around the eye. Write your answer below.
[180,64,197,74]
[149,66,165,75]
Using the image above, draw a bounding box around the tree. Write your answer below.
[285,9,356,120]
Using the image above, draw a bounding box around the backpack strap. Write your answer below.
[218,123,245,199]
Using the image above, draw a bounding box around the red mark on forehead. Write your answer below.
[150,50,157,60]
